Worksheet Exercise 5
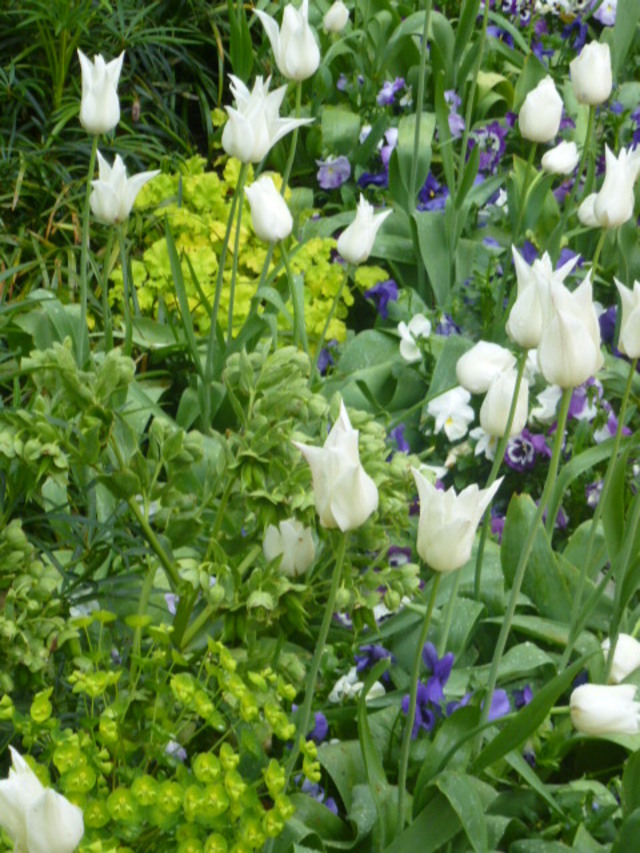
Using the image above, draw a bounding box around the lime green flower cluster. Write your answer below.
[111,155,387,343]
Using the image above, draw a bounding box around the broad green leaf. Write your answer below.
[321,106,361,155]
[611,808,640,853]
[384,791,461,853]
[498,643,555,682]
[318,741,366,813]
[504,751,564,818]
[453,0,481,63]
[413,210,452,307]
[435,771,489,853]
[622,751,640,818]
[609,3,640,80]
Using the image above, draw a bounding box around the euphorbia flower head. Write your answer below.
[77,49,124,135]
[221,75,313,164]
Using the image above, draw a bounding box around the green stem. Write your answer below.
[513,142,538,241]
[313,263,351,374]
[396,573,442,834]
[474,352,528,600]
[457,0,490,189]
[281,240,309,355]
[101,227,115,353]
[79,135,99,367]
[561,357,637,669]
[438,571,461,657]
[205,163,248,383]
[281,82,302,192]
[283,533,349,789]
[226,165,248,346]
[131,561,156,681]
[408,0,432,211]
[480,387,572,727]
[605,495,640,682]
[117,224,132,356]
[590,228,608,282]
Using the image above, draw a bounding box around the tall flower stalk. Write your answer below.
[79,136,99,366]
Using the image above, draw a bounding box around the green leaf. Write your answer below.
[321,106,361,155]
[165,218,204,378]
[472,655,589,773]
[453,0,481,63]
[504,751,564,818]
[612,808,640,853]
[622,751,640,818]
[602,443,634,562]
[413,211,451,307]
[384,791,461,853]
[318,741,366,813]
[609,3,640,81]
[434,771,488,853]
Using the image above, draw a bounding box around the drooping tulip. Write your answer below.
[412,468,502,573]
[541,141,580,175]
[293,401,379,531]
[602,634,640,684]
[456,341,516,394]
[89,152,159,225]
[336,195,392,265]
[255,0,321,81]
[570,683,640,735]
[245,176,293,242]
[0,747,85,853]
[221,75,313,164]
[77,49,124,135]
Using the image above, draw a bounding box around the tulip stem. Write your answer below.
[116,224,133,357]
[605,495,640,682]
[480,387,572,729]
[513,142,538,241]
[280,240,309,355]
[282,532,349,790]
[79,135,99,367]
[474,351,528,600]
[101,227,115,353]
[226,165,249,346]
[282,81,303,193]
[408,0,432,211]
[591,228,607,282]
[312,263,351,380]
[438,570,461,658]
[457,0,490,189]
[396,573,441,835]
[561,357,637,670]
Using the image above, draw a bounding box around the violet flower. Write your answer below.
[355,643,394,682]
[317,155,351,190]
[364,278,398,318]
[422,642,454,704]
[377,77,405,106]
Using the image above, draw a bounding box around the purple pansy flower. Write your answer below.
[317,155,351,190]
[485,688,511,721]
[418,172,449,211]
[469,121,510,174]
[505,429,552,473]
[436,313,461,336]
[514,685,533,710]
[377,77,406,106]
[317,340,338,375]
[491,509,506,543]
[364,278,398,318]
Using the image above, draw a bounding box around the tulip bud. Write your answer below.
[602,634,640,683]
[577,193,599,227]
[615,279,640,358]
[255,0,321,81]
[263,518,315,577]
[570,41,612,106]
[570,683,640,735]
[0,747,85,853]
[294,401,379,531]
[537,275,603,388]
[89,152,159,226]
[336,195,392,265]
[519,76,563,143]
[592,145,640,229]
[456,341,516,394]
[323,0,349,32]
[541,141,580,175]
[77,49,124,135]
[412,468,502,573]
[479,370,529,438]
[245,176,293,243]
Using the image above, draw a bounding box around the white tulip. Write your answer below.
[337,195,392,265]
[570,41,612,106]
[615,279,640,358]
[602,634,640,684]
[456,341,516,394]
[570,683,640,735]
[222,75,313,164]
[412,468,502,573]
[255,0,320,81]
[541,141,580,175]
[89,152,159,225]
[479,370,529,438]
[0,747,84,853]
[77,49,124,135]
[507,246,578,350]
[263,518,315,577]
[323,0,350,32]
[244,176,293,243]
[537,275,603,388]
[593,145,640,229]
[398,314,431,362]
[519,76,563,144]
[294,401,379,531]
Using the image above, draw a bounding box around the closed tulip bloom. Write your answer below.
[263,518,315,577]
[570,41,612,105]
[480,370,529,438]
[519,76,563,143]
[602,634,640,684]
[412,468,502,573]
[593,145,640,229]
[77,49,124,135]
[615,279,640,358]
[456,341,516,394]
[255,0,320,81]
[577,193,599,227]
[323,0,350,32]
[337,195,392,265]
[507,247,579,350]
[541,141,580,175]
[294,401,378,531]
[245,176,293,242]
[89,152,159,225]
[537,275,603,388]
[0,747,84,853]
[222,75,313,164]
[570,683,640,735]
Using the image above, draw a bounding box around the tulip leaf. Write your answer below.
[622,751,640,818]
[453,0,481,64]
[321,106,361,156]
[501,495,573,621]
[601,441,634,563]
[612,808,640,853]
[609,2,640,81]
[413,210,452,307]
[384,791,461,853]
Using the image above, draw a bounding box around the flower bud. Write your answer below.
[519,76,563,144]
[541,141,579,175]
[323,0,349,32]
[456,341,516,394]
[570,683,640,735]
[570,41,612,106]
[255,0,320,81]
[78,49,124,135]
[602,633,640,683]
[479,370,529,438]
[615,279,640,358]
[337,195,392,265]
[245,176,293,243]
[263,518,315,577]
